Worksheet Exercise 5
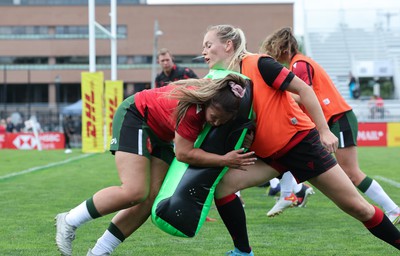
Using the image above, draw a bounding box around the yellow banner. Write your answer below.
[81,72,104,153]
[105,80,124,150]
[387,123,400,147]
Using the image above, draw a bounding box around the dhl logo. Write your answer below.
[84,89,97,139]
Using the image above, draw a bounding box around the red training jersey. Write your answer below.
[134,85,206,142]
[375,97,384,108]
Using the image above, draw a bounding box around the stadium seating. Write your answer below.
[305,27,400,121]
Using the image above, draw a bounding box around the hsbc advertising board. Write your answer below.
[1,132,65,150]
[357,123,387,146]
[0,132,5,149]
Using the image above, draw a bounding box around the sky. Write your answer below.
[147,0,400,35]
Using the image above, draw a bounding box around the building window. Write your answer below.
[60,83,81,103]
[55,26,88,35]
[0,56,48,64]
[2,84,48,103]
[117,56,128,64]
[55,25,126,37]
[56,56,89,64]
[0,26,48,35]
[0,25,126,38]
[132,55,152,64]
[174,55,204,64]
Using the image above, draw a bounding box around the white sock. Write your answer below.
[269,178,279,188]
[235,191,241,197]
[293,183,303,194]
[91,230,122,255]
[387,207,400,215]
[280,172,295,198]
[364,180,398,213]
[65,201,94,228]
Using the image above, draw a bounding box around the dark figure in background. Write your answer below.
[63,115,74,154]
[155,48,198,88]
[6,117,15,132]
[348,72,357,99]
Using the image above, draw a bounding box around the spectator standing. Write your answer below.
[369,94,385,119]
[155,48,198,88]
[348,72,360,99]
[6,117,15,132]
[63,115,75,154]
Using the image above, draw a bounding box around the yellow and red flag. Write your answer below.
[81,72,104,153]
[104,80,124,150]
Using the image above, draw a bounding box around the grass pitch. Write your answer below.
[0,147,399,255]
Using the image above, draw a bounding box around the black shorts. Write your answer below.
[259,129,337,182]
[329,110,358,148]
[110,95,175,165]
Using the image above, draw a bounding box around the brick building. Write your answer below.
[0,1,293,131]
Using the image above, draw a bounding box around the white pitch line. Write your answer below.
[0,153,94,181]
[373,175,400,188]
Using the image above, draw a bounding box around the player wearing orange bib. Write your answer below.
[261,26,400,225]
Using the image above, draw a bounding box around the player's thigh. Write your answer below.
[309,165,371,219]
[216,160,279,197]
[115,151,151,191]
[149,156,170,198]
[335,146,365,181]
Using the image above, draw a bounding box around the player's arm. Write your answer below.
[290,61,313,105]
[287,75,338,153]
[174,132,256,170]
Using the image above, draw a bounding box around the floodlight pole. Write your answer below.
[88,0,117,80]
[110,0,117,80]
[89,0,96,73]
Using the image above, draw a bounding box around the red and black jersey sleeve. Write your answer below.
[182,67,198,80]
[292,60,314,86]
[257,56,295,91]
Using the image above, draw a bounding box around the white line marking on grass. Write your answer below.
[374,175,400,188]
[0,154,94,181]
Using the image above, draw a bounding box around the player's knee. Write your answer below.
[123,188,150,205]
[355,203,375,221]
[344,200,373,221]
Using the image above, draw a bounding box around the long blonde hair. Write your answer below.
[259,27,299,61]
[206,25,250,71]
[169,74,249,126]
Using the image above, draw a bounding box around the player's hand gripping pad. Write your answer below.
[151,70,253,238]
